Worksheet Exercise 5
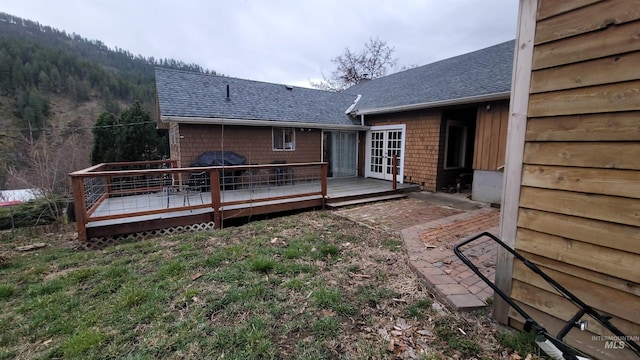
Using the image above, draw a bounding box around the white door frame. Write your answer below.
[365,124,406,183]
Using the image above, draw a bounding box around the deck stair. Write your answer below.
[326,192,409,208]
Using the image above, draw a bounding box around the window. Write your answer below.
[444,121,467,169]
[272,127,295,151]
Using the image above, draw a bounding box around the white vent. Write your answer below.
[345,94,362,114]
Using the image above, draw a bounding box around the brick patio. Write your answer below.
[402,208,500,310]
[335,192,500,311]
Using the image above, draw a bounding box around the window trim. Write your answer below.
[443,120,467,170]
[272,127,296,151]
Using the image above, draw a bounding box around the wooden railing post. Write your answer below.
[105,175,112,197]
[210,170,221,229]
[392,155,398,190]
[71,176,88,242]
[321,163,328,209]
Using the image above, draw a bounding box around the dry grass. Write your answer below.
[0,211,534,359]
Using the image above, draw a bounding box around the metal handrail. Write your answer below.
[454,232,640,360]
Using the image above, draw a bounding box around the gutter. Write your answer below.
[354,91,510,116]
[160,115,369,131]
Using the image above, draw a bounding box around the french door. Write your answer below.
[365,125,405,182]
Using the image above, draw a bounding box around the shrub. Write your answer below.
[0,195,66,230]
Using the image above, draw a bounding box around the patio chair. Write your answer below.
[271,160,294,186]
[184,171,206,206]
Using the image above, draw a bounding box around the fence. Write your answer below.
[70,160,328,241]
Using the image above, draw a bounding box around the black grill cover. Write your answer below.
[189,151,247,167]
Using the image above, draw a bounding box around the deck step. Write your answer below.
[326,193,408,209]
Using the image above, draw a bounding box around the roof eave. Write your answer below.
[354,92,510,116]
[160,116,368,130]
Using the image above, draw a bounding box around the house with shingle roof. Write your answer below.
[155,40,514,202]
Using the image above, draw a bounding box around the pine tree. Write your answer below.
[90,101,168,164]
[115,100,161,161]
[90,112,118,164]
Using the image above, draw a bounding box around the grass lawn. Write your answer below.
[0,211,535,359]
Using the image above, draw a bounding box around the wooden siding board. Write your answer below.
[513,262,640,325]
[522,164,640,199]
[515,227,640,282]
[525,112,640,141]
[535,0,640,44]
[510,0,640,352]
[523,142,640,170]
[480,108,493,169]
[532,20,640,70]
[488,109,502,170]
[536,0,602,21]
[517,249,640,296]
[475,108,489,169]
[513,279,638,335]
[497,103,508,169]
[528,80,640,117]
[517,208,640,255]
[473,107,487,169]
[530,51,640,93]
[509,303,640,360]
[473,102,509,171]
[86,213,214,239]
[519,186,640,227]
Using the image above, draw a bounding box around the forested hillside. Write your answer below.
[0,12,216,192]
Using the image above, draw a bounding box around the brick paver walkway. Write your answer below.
[335,193,500,311]
[402,208,500,310]
[334,197,463,233]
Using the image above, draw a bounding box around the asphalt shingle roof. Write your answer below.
[342,40,515,113]
[155,68,361,127]
[155,40,514,124]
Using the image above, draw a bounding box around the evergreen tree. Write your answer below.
[0,51,11,93]
[115,101,165,161]
[11,58,23,91]
[13,88,49,139]
[91,101,168,164]
[38,70,50,93]
[90,112,118,164]
[49,67,61,92]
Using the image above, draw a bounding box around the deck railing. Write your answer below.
[70,161,328,241]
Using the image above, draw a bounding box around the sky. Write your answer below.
[1,0,520,88]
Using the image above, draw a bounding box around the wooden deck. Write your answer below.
[70,160,418,242]
[87,177,416,228]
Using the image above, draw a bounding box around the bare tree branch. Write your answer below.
[6,128,90,221]
[312,37,398,92]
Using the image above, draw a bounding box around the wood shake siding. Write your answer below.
[502,1,640,359]
[366,109,442,191]
[174,124,321,167]
[473,100,509,171]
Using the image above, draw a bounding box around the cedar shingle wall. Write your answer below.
[509,1,640,359]
[174,124,321,167]
[366,109,441,191]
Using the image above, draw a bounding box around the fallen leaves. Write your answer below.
[190,272,202,281]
